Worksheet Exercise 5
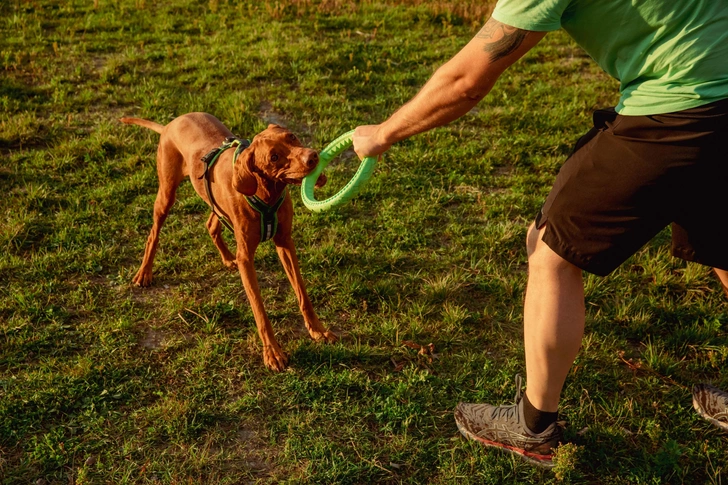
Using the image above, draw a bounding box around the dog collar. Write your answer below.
[201,136,250,172]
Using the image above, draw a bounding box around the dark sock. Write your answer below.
[522,393,558,434]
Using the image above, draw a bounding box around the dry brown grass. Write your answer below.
[261,0,494,23]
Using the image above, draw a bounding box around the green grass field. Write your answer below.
[2,1,727,483]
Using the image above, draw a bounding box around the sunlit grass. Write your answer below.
[1,1,726,484]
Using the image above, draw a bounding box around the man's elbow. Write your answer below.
[456,76,491,103]
[435,62,497,103]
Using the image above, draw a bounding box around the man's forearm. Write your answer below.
[376,64,498,146]
[372,18,545,148]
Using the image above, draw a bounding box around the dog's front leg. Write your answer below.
[274,236,338,343]
[206,213,237,270]
[236,245,289,371]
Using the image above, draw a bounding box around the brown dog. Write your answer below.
[121,112,337,370]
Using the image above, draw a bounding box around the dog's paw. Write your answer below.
[223,259,238,270]
[310,330,338,343]
[132,270,153,287]
[263,345,289,371]
[322,330,338,343]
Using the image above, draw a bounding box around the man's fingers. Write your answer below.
[353,123,389,160]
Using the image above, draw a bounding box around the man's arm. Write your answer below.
[353,18,547,157]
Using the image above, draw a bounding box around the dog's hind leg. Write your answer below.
[133,142,184,287]
[206,212,237,270]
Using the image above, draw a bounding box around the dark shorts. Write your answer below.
[536,97,728,276]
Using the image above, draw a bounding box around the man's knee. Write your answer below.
[526,222,541,257]
[528,226,579,275]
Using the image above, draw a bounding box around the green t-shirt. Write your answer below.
[492,0,728,115]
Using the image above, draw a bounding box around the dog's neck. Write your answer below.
[253,177,287,205]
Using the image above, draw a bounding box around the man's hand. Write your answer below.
[353,124,390,160]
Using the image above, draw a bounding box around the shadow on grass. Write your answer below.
[290,340,392,372]
[571,425,685,482]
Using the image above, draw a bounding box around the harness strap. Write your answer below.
[244,188,287,242]
[199,137,286,242]
[200,137,250,235]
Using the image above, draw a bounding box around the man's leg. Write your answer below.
[524,222,585,412]
[694,268,728,430]
[453,222,581,468]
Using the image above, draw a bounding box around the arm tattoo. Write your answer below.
[476,18,528,62]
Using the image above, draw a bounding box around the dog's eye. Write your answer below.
[270,153,279,162]
[287,133,297,141]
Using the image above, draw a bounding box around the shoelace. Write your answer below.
[489,374,523,421]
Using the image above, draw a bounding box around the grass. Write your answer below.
[1,0,727,483]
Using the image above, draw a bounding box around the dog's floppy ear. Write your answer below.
[232,145,258,196]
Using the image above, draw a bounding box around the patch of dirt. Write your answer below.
[0,136,50,155]
[493,165,514,177]
[139,326,168,349]
[258,101,290,128]
[129,284,174,304]
[91,55,106,72]
[235,425,271,474]
[203,419,280,482]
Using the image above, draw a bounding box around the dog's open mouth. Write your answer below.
[282,177,305,186]
[282,168,316,186]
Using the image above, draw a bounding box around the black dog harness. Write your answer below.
[200,137,286,242]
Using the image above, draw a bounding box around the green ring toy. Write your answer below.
[301,130,378,212]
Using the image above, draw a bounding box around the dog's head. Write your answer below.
[232,124,326,196]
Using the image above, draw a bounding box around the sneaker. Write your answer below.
[454,375,564,468]
[692,383,728,431]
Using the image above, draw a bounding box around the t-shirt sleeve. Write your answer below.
[491,0,572,32]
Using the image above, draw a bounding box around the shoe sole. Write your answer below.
[693,394,728,432]
[455,414,555,469]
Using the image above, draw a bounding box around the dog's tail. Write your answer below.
[119,117,165,134]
